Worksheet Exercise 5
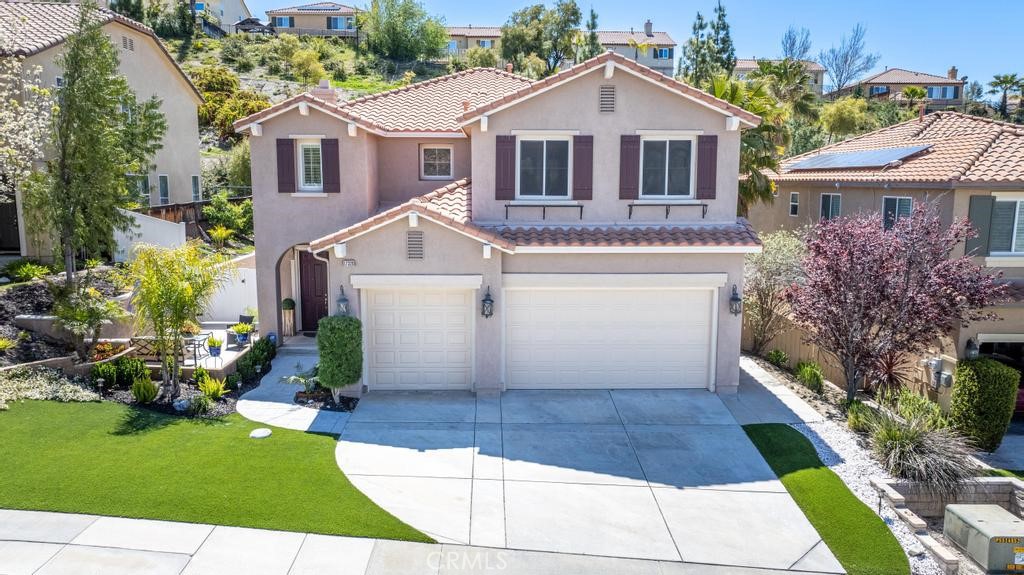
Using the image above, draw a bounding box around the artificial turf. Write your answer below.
[744,423,910,575]
[0,400,431,542]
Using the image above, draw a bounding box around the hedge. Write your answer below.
[949,358,1019,452]
[317,315,362,393]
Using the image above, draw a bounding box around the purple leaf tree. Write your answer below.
[785,202,1005,401]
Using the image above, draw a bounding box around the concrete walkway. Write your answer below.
[720,357,826,425]
[0,509,834,575]
[235,350,349,434]
[982,419,1024,470]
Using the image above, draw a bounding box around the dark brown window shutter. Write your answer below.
[618,135,640,200]
[495,135,516,200]
[572,135,593,200]
[696,135,717,200]
[966,195,994,256]
[276,138,295,194]
[322,139,340,193]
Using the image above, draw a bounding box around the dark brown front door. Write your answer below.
[0,201,20,252]
[299,251,328,332]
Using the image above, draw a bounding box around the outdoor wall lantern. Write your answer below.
[729,284,743,316]
[337,286,349,316]
[964,338,979,360]
[481,287,494,318]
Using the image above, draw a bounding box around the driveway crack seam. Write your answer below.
[786,538,824,570]
[607,391,685,564]
[284,533,308,575]
[176,523,218,575]
[468,396,477,546]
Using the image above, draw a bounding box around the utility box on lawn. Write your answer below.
[944,504,1024,573]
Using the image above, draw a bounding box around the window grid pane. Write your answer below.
[422,147,452,177]
[990,201,1015,252]
[666,140,691,196]
[1014,202,1024,253]
[544,140,569,197]
[519,141,544,196]
[301,145,322,187]
[642,140,667,196]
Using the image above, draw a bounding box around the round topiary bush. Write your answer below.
[317,315,362,402]
[949,357,1020,452]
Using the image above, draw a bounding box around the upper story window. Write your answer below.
[346,16,355,28]
[272,16,292,27]
[420,145,453,180]
[870,85,888,95]
[158,175,170,205]
[127,174,149,201]
[191,175,202,201]
[478,39,493,48]
[654,47,672,60]
[447,40,458,53]
[327,16,352,30]
[517,138,570,198]
[927,85,957,99]
[820,193,841,220]
[789,192,799,216]
[640,137,694,198]
[989,200,1024,254]
[882,196,912,230]
[297,140,323,192]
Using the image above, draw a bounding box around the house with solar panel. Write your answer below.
[826,66,965,112]
[746,111,1024,408]
[266,2,359,38]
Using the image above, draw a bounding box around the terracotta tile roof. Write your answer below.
[266,2,357,15]
[0,1,202,100]
[594,30,675,46]
[309,178,761,252]
[771,112,1024,185]
[734,58,825,72]
[456,51,761,128]
[858,68,961,85]
[445,26,501,37]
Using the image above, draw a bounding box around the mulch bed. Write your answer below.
[294,389,359,412]
[102,364,264,419]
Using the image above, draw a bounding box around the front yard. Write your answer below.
[0,400,430,543]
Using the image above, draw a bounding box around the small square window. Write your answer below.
[820,193,841,220]
[882,197,912,230]
[420,145,453,180]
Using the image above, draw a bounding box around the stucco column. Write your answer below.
[474,252,503,394]
[715,262,745,394]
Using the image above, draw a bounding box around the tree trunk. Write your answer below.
[843,360,860,403]
[61,231,75,288]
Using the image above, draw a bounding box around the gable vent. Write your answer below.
[406,231,424,260]
[599,85,616,113]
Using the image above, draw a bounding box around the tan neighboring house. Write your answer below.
[733,58,826,96]
[828,67,965,111]
[445,25,501,57]
[234,51,762,395]
[746,112,1024,406]
[0,1,203,257]
[197,0,252,34]
[267,2,358,37]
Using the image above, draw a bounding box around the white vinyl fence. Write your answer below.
[201,253,258,323]
[113,208,186,262]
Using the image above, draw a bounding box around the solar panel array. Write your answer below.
[788,145,932,171]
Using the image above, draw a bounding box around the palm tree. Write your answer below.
[747,58,819,122]
[627,38,654,61]
[989,73,1020,119]
[901,86,927,109]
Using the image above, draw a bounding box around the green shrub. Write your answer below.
[193,365,210,385]
[189,394,213,415]
[795,361,825,395]
[203,192,254,234]
[4,259,50,282]
[250,337,276,367]
[226,373,242,389]
[199,377,228,400]
[949,358,1020,451]
[115,357,149,389]
[845,399,874,433]
[765,349,789,368]
[90,362,118,387]
[130,378,158,404]
[236,355,256,382]
[464,46,497,68]
[0,337,15,353]
[896,388,948,430]
[870,410,977,496]
[317,315,362,402]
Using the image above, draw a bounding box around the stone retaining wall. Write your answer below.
[889,478,1024,518]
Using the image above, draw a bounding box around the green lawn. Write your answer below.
[987,468,1024,480]
[0,401,430,542]
[744,424,909,575]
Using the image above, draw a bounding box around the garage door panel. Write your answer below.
[506,287,713,390]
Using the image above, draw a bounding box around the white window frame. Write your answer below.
[478,39,493,48]
[419,144,454,180]
[514,135,573,200]
[789,192,799,217]
[881,196,912,229]
[870,85,888,95]
[638,134,698,200]
[272,16,290,27]
[447,39,458,53]
[158,174,170,205]
[820,193,841,220]
[296,139,324,192]
[655,47,670,59]
[191,175,201,201]
[990,199,1024,256]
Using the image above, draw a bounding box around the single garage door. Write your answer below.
[365,288,473,390]
[506,287,715,389]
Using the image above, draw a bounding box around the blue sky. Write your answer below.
[247,0,1022,95]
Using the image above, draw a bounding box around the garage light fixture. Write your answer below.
[337,286,349,316]
[964,338,979,360]
[729,285,742,316]
[481,287,494,318]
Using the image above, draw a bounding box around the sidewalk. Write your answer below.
[0,508,822,575]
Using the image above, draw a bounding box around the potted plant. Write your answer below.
[207,335,223,357]
[281,298,296,336]
[181,320,202,336]
[230,322,253,346]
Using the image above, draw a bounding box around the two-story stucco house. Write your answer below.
[444,25,501,58]
[234,52,761,395]
[733,58,826,96]
[827,67,965,111]
[266,1,358,37]
[746,111,1024,406]
[0,1,203,257]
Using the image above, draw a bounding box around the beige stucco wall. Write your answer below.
[270,14,355,33]
[468,67,743,225]
[18,21,201,258]
[448,35,500,51]
[376,138,470,204]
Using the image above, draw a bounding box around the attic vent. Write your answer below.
[406,231,424,260]
[121,36,134,51]
[599,85,616,113]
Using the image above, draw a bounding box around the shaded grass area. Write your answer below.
[745,423,909,575]
[0,401,430,542]
[987,468,1024,480]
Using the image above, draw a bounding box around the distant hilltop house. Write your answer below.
[195,0,252,35]
[266,2,359,37]
[828,66,966,111]
[445,20,676,76]
[733,58,826,96]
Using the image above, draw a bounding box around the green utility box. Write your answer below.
[944,504,1024,573]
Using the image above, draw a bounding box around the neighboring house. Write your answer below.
[827,67,965,111]
[0,1,203,258]
[746,111,1024,406]
[733,58,826,96]
[197,0,252,34]
[266,2,358,37]
[445,25,501,58]
[595,22,675,76]
[234,52,761,395]
[234,16,274,35]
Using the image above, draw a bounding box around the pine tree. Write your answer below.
[581,8,602,60]
[111,0,144,22]
[709,1,735,74]
[678,12,717,87]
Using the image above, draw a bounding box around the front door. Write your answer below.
[0,201,20,252]
[298,251,328,332]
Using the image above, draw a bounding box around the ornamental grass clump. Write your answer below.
[795,361,825,395]
[894,388,948,430]
[870,410,977,497]
[765,349,789,368]
[845,399,874,433]
[199,377,228,400]
[130,378,158,404]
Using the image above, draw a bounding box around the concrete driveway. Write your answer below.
[335,389,843,573]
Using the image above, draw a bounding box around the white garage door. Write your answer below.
[506,288,714,389]
[365,289,473,390]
